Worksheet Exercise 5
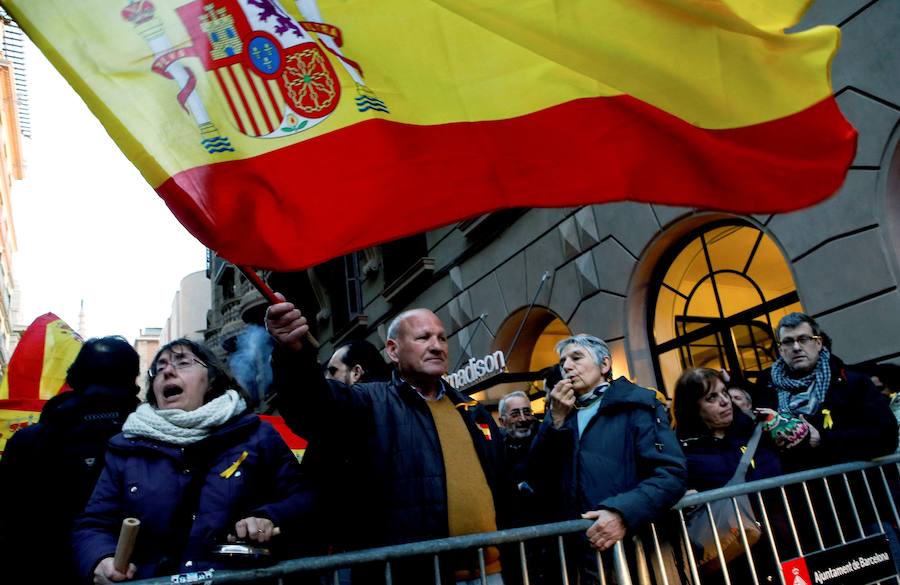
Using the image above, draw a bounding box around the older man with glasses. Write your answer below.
[497,391,538,511]
[498,391,537,441]
[753,312,897,471]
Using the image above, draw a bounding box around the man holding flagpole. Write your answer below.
[266,296,510,584]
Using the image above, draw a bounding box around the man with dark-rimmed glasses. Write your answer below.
[753,314,900,562]
[753,312,896,470]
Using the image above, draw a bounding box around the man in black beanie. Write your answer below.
[0,336,140,583]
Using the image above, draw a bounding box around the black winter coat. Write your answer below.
[0,384,139,584]
[678,412,782,492]
[752,354,898,471]
[274,347,509,549]
[73,411,312,581]
[529,377,687,531]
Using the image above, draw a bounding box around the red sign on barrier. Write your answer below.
[781,535,896,585]
[781,557,813,585]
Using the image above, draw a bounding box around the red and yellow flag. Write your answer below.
[0,313,83,456]
[4,0,856,270]
[260,414,307,462]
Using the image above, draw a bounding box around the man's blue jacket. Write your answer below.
[529,377,687,531]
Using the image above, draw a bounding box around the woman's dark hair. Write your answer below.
[146,338,245,407]
[67,336,140,394]
[672,367,730,439]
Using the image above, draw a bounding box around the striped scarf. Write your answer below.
[574,382,609,409]
[772,347,831,416]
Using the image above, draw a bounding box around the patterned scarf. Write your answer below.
[123,389,247,445]
[574,382,609,410]
[772,347,831,416]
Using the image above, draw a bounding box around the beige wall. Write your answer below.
[162,270,211,344]
[134,331,161,398]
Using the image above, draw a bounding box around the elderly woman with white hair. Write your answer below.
[528,334,686,584]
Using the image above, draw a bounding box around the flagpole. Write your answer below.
[237,265,320,348]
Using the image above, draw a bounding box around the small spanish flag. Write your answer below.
[0,313,83,458]
[260,415,308,463]
[477,423,492,441]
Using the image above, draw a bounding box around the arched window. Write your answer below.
[649,221,802,394]
[470,307,571,412]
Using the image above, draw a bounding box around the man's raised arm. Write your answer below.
[265,293,331,440]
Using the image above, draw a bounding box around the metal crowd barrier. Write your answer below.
[129,453,900,585]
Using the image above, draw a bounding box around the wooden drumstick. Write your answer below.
[113,517,140,573]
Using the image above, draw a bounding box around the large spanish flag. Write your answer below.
[0,313,83,457]
[4,0,855,270]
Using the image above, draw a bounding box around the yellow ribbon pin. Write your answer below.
[220,450,249,478]
[822,409,833,430]
[740,445,756,469]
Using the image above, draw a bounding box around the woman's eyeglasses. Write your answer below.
[149,353,207,377]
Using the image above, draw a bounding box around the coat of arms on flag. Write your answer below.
[121,0,386,153]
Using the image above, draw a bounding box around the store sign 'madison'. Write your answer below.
[445,350,507,389]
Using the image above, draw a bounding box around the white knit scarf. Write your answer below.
[122,389,247,445]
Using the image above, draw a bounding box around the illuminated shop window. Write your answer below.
[527,317,571,375]
[649,222,802,395]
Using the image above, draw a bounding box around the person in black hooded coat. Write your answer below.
[528,334,686,584]
[0,336,141,584]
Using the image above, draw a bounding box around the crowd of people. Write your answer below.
[0,305,897,584]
